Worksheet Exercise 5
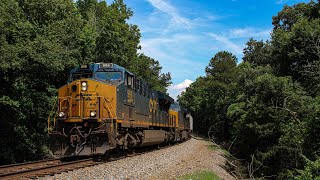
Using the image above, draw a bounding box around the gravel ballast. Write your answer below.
[43,136,235,180]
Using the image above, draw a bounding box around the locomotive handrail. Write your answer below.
[47,97,58,134]
[101,97,117,119]
[47,95,117,134]
[48,96,73,134]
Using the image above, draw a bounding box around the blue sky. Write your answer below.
[124,0,310,99]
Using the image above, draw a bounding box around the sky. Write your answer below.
[124,0,310,99]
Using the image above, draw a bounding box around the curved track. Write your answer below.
[0,140,189,179]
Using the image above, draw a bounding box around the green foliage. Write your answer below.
[205,51,237,83]
[296,157,320,180]
[0,0,82,164]
[180,58,319,179]
[206,145,231,157]
[272,1,318,31]
[130,54,172,92]
[93,0,140,67]
[271,18,320,95]
[0,0,170,165]
[179,170,220,180]
[179,51,238,141]
[228,64,312,177]
[243,38,272,66]
[75,0,170,92]
[179,2,320,177]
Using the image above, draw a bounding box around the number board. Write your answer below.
[101,63,113,68]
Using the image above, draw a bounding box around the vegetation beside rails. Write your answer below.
[206,143,247,179]
[179,170,220,180]
[0,0,171,165]
[179,2,320,179]
[206,145,230,157]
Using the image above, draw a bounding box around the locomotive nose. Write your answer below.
[57,80,100,121]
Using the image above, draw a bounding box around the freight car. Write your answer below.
[48,63,191,157]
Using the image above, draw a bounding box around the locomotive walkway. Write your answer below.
[42,136,235,180]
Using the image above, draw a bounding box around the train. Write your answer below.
[48,63,192,157]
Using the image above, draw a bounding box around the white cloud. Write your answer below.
[205,27,271,56]
[146,0,192,29]
[138,33,207,86]
[131,1,273,98]
[228,28,271,39]
[276,0,288,4]
[168,79,193,100]
[275,0,304,4]
[170,79,193,90]
[139,33,204,65]
[208,33,243,55]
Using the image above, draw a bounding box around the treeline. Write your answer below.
[0,0,171,165]
[179,2,320,179]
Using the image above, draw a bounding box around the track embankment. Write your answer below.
[43,136,235,180]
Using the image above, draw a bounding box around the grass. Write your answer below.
[206,145,232,158]
[179,170,220,180]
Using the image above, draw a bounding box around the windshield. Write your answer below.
[71,72,93,81]
[95,71,122,81]
[170,103,181,111]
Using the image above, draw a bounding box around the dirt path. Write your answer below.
[150,136,235,179]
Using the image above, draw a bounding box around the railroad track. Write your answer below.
[0,152,147,179]
[0,151,151,180]
[0,158,99,179]
[0,140,190,179]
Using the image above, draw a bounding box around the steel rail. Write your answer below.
[0,158,58,169]
[0,158,97,180]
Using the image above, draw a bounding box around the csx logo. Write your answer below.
[127,90,133,103]
[149,99,157,109]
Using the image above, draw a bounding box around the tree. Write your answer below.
[243,38,272,66]
[0,0,171,165]
[272,1,318,31]
[205,51,237,83]
[94,0,141,67]
[227,63,313,178]
[130,54,172,93]
[0,0,84,164]
[179,51,238,141]
[180,1,320,179]
[271,18,320,95]
[76,0,171,92]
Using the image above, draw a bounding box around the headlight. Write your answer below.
[81,81,87,91]
[90,111,96,117]
[58,111,65,118]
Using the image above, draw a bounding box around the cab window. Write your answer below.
[95,71,122,81]
[71,72,93,81]
[125,73,134,88]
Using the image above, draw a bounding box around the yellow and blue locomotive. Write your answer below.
[48,63,191,157]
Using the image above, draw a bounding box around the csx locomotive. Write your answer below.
[48,63,192,157]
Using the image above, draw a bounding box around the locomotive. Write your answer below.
[48,63,192,157]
